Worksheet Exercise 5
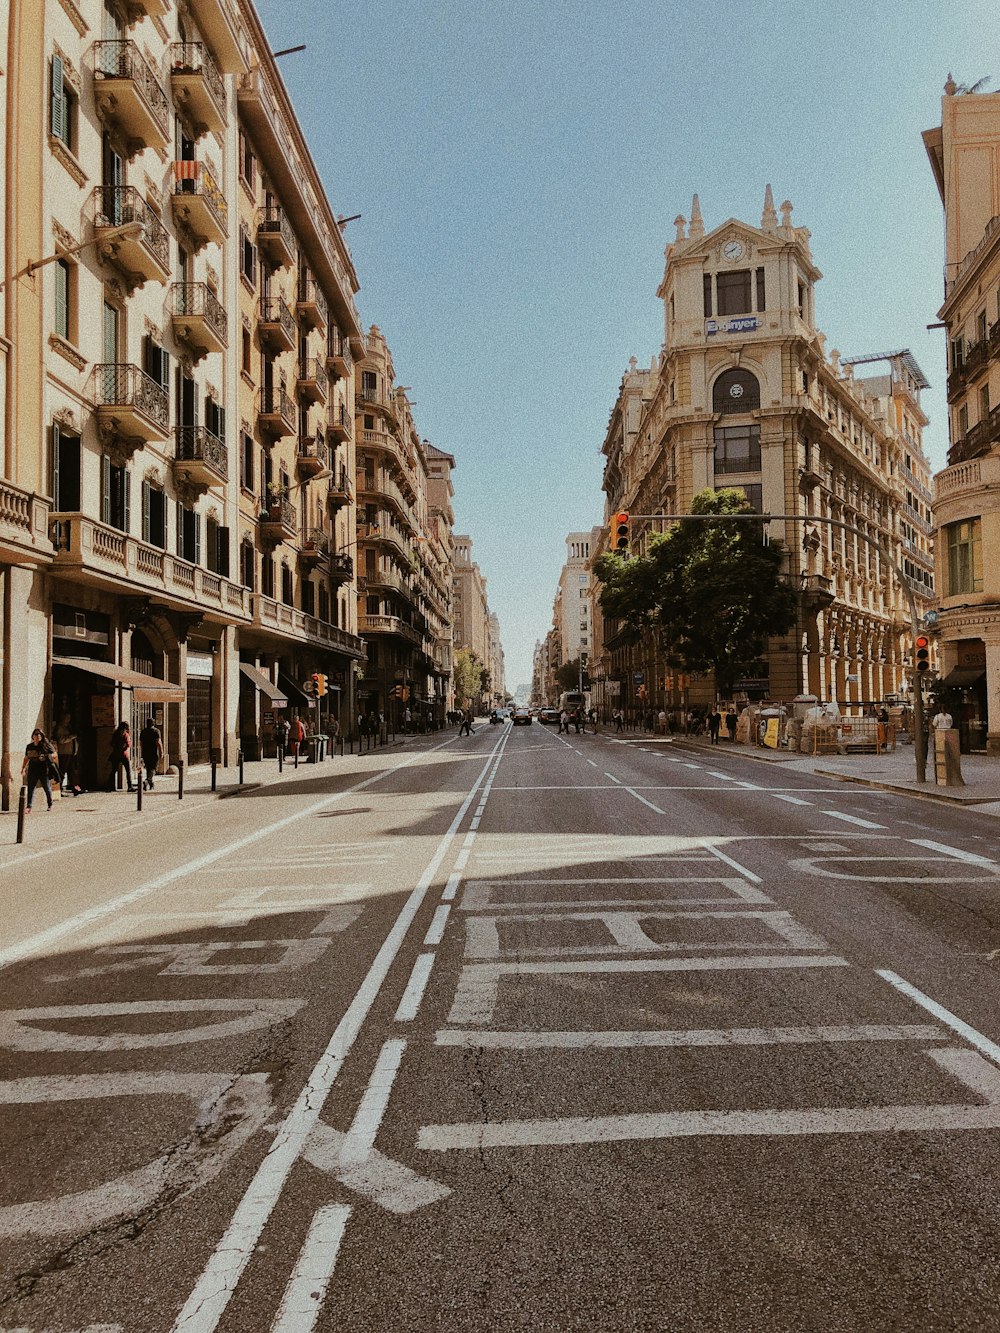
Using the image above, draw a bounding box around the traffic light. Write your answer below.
[914,635,931,676]
[609,511,630,556]
[313,673,328,698]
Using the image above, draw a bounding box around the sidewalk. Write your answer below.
[650,731,1000,812]
[0,735,411,852]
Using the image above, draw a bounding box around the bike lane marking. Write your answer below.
[170,729,510,1333]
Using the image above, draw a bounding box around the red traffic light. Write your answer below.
[615,511,629,524]
[915,635,929,650]
[914,635,931,673]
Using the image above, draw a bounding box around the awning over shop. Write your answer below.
[53,655,185,703]
[239,662,288,706]
[939,667,986,689]
[278,673,313,706]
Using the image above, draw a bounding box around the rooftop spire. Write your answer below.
[674,214,687,242]
[689,193,704,240]
[761,183,777,231]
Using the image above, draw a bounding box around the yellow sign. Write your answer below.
[763,718,780,749]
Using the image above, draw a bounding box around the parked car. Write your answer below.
[512,706,532,725]
[538,708,561,725]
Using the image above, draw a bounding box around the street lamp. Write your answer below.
[0,222,144,293]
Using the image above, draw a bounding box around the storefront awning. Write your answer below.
[278,673,313,707]
[939,667,986,689]
[239,663,288,706]
[53,655,185,703]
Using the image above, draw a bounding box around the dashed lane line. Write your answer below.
[909,840,1000,870]
[819,811,888,830]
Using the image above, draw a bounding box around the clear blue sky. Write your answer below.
[258,0,994,690]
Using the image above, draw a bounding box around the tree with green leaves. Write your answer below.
[555,658,583,692]
[594,488,798,698]
[453,648,482,707]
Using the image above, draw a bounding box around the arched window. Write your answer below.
[713,368,760,415]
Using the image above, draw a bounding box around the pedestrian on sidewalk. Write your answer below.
[559,709,569,734]
[290,714,306,761]
[138,718,163,790]
[108,721,134,792]
[726,707,738,743]
[21,728,56,811]
[613,708,624,733]
[459,705,475,737]
[274,715,290,757]
[53,711,82,794]
[708,706,722,745]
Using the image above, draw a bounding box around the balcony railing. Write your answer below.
[174,424,227,481]
[297,357,328,404]
[297,277,328,330]
[171,282,227,355]
[171,160,228,244]
[169,42,226,134]
[93,363,169,439]
[93,186,170,282]
[0,480,52,561]
[252,593,364,656]
[326,468,352,511]
[259,295,296,352]
[360,612,422,645]
[330,552,354,582]
[296,432,330,476]
[257,206,295,268]
[93,41,170,147]
[328,402,352,442]
[257,386,296,438]
[327,333,353,379]
[259,496,296,544]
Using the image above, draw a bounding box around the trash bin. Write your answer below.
[307,736,326,763]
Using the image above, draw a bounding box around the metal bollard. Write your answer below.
[137,774,143,812]
[294,744,299,769]
[238,748,244,784]
[211,759,217,792]
[278,744,283,773]
[16,785,26,844]
[177,758,185,800]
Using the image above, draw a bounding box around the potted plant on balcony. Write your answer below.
[264,480,287,520]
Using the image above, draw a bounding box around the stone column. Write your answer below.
[216,624,239,766]
[1,564,49,809]
[983,636,1000,756]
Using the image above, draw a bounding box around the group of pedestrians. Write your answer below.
[20,715,164,811]
[558,707,595,734]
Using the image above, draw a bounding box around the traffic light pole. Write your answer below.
[623,511,928,783]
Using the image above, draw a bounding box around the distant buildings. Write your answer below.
[452,535,505,705]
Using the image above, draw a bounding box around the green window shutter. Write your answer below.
[51,56,65,142]
[100,454,111,525]
[217,404,226,443]
[142,480,151,542]
[54,260,69,339]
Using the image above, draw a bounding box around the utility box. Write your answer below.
[934,728,964,787]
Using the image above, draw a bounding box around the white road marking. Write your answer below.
[789,856,1000,883]
[395,953,436,1023]
[423,905,451,946]
[0,998,302,1052]
[877,969,1000,1066]
[447,955,848,1025]
[435,1023,945,1050]
[819,811,887,829]
[302,1122,450,1213]
[624,787,666,814]
[703,842,764,886]
[270,1204,351,1333]
[171,731,510,1333]
[418,1049,1000,1151]
[587,759,599,768]
[684,763,702,769]
[338,1039,407,1170]
[605,773,622,784]
[458,878,771,911]
[442,871,462,902]
[774,795,813,806]
[0,741,453,971]
[910,840,1000,870]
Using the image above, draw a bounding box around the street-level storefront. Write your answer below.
[937,637,988,753]
[186,647,215,766]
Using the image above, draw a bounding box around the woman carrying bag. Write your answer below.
[21,728,57,812]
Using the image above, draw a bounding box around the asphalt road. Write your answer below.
[4,720,1000,1332]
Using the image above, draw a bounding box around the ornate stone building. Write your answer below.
[598,190,934,717]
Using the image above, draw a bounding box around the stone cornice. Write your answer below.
[55,0,88,35]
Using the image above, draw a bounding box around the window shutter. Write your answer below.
[52,422,61,507]
[194,512,201,566]
[51,56,65,142]
[142,480,151,541]
[176,500,183,553]
[217,526,230,577]
[217,405,226,443]
[54,260,69,338]
[101,454,111,525]
[123,469,131,532]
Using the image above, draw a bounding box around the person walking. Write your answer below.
[21,728,57,811]
[290,714,306,761]
[613,708,624,734]
[53,711,82,795]
[459,705,475,737]
[108,721,134,792]
[708,706,722,745]
[138,718,163,790]
[274,715,290,757]
[726,707,738,743]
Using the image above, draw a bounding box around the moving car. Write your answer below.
[538,708,561,725]
[512,706,532,725]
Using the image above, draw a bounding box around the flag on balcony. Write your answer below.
[173,160,200,182]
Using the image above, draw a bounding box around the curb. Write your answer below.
[812,768,998,807]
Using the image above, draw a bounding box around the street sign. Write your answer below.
[924,610,939,626]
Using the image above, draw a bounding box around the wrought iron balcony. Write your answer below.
[92,186,169,286]
[330,552,354,583]
[326,467,353,512]
[326,332,352,380]
[170,161,228,248]
[93,41,169,150]
[259,495,296,544]
[93,363,169,448]
[169,43,226,136]
[257,206,295,269]
[297,356,328,404]
[259,296,296,353]
[299,527,331,570]
[173,425,228,491]
[257,386,296,440]
[297,277,327,332]
[296,432,330,479]
[328,402,352,443]
[171,282,227,359]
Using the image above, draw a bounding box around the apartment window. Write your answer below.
[261,554,274,598]
[240,536,255,590]
[52,424,80,511]
[755,267,765,311]
[240,430,254,492]
[302,578,315,616]
[797,282,805,317]
[958,403,969,441]
[239,225,257,287]
[716,269,752,316]
[54,258,72,341]
[978,310,988,342]
[281,561,293,606]
[713,424,761,474]
[703,274,713,317]
[50,55,77,152]
[242,325,252,375]
[980,384,990,422]
[318,585,329,623]
[951,337,965,370]
[205,397,226,443]
[100,455,129,532]
[143,335,170,391]
[946,518,983,595]
[738,483,763,512]
[176,503,201,564]
[142,481,166,548]
[239,130,255,190]
[205,516,229,576]
[362,370,377,400]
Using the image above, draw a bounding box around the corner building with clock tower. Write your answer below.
[598,187,934,713]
